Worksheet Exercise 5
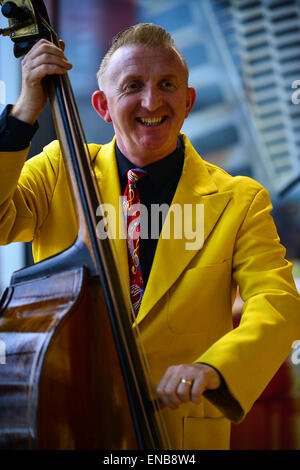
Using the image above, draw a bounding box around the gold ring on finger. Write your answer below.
[180,378,193,386]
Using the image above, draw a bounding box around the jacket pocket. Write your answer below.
[182,416,230,450]
[167,260,231,335]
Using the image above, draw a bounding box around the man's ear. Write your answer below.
[185,87,196,118]
[92,90,112,122]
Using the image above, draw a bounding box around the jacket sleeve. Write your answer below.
[197,187,300,422]
[0,141,60,245]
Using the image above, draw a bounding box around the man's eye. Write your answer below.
[127,81,141,91]
[161,81,175,89]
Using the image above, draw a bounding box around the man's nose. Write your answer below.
[141,85,162,111]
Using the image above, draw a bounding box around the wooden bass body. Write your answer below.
[0,263,137,449]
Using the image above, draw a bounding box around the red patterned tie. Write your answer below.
[123,169,147,315]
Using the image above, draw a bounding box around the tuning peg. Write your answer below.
[1,1,30,21]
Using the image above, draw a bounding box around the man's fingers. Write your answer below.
[189,376,206,404]
[156,366,197,409]
[157,373,182,409]
[21,41,72,86]
[24,39,70,66]
[29,54,72,74]
[11,38,72,124]
[30,63,72,83]
[176,379,193,403]
[157,366,187,408]
[156,363,221,410]
[59,39,66,51]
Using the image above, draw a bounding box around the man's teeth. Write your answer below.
[138,117,164,126]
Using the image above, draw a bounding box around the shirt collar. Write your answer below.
[115,137,184,192]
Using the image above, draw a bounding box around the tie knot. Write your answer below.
[127,168,147,186]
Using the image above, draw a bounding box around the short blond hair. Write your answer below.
[97,23,189,88]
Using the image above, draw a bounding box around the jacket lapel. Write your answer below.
[135,135,232,324]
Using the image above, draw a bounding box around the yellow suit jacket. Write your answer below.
[0,133,299,450]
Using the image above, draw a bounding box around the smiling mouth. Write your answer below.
[136,116,167,126]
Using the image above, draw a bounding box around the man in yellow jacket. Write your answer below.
[0,23,299,450]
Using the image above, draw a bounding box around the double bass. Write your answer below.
[0,0,170,449]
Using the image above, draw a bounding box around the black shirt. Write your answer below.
[0,105,39,150]
[116,140,184,287]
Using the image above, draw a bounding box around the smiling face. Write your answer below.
[92,45,196,166]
